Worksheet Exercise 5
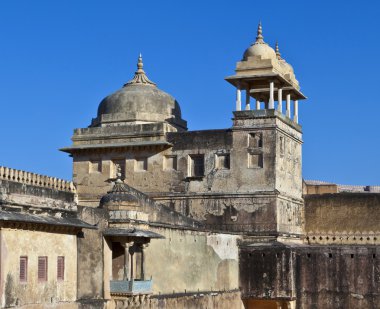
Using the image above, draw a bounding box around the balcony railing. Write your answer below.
[110,279,153,295]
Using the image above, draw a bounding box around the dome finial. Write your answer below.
[137,53,143,71]
[124,54,156,87]
[275,41,281,59]
[256,21,264,43]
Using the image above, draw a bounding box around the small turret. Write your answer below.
[225,22,306,124]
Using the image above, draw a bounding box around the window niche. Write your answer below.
[57,256,65,281]
[248,132,263,148]
[38,256,48,282]
[216,153,230,170]
[164,155,177,171]
[135,157,148,172]
[248,153,263,168]
[90,159,102,173]
[189,154,205,178]
[19,256,28,283]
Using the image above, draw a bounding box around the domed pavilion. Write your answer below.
[91,55,187,131]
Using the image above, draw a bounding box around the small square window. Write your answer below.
[19,256,28,283]
[249,132,263,148]
[90,160,102,173]
[164,155,177,170]
[57,256,65,281]
[189,155,204,177]
[216,154,230,169]
[248,153,263,168]
[135,158,148,171]
[38,256,48,282]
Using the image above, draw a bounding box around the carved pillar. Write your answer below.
[277,88,283,113]
[269,81,274,109]
[256,99,260,110]
[130,243,135,281]
[245,86,251,110]
[294,100,299,123]
[286,94,291,118]
[122,242,132,280]
[236,88,241,111]
[141,243,149,280]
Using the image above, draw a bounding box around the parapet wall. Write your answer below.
[0,166,77,211]
[305,193,380,243]
[0,166,75,193]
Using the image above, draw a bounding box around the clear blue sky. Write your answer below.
[0,0,379,185]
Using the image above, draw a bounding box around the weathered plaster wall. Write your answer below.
[294,245,380,309]
[77,203,240,304]
[70,113,304,237]
[240,244,380,309]
[303,184,338,195]
[144,227,240,294]
[72,116,302,204]
[0,228,77,308]
[305,193,380,244]
[76,206,107,300]
[0,179,75,211]
[274,119,302,199]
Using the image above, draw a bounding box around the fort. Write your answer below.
[0,23,379,309]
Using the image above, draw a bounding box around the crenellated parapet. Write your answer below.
[0,166,76,193]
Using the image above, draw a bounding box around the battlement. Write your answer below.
[0,166,76,193]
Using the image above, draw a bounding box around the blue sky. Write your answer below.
[0,1,379,185]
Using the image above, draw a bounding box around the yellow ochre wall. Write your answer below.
[0,228,77,308]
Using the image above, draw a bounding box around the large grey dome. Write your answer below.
[91,55,187,130]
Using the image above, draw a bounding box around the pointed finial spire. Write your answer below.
[275,41,281,59]
[256,21,264,43]
[124,54,156,87]
[137,53,143,71]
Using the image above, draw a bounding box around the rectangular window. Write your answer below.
[248,153,263,168]
[249,132,263,148]
[135,158,148,171]
[90,160,102,173]
[164,155,177,170]
[38,256,48,282]
[216,154,230,169]
[57,256,65,281]
[189,155,204,177]
[19,256,28,283]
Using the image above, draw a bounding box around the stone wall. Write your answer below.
[145,227,240,294]
[305,193,380,244]
[0,228,77,308]
[77,204,240,304]
[240,243,380,309]
[295,245,380,308]
[76,206,108,300]
[70,114,303,205]
[0,179,76,212]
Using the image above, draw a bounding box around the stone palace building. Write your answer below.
[0,23,379,309]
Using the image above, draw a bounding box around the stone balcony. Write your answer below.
[110,279,153,295]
